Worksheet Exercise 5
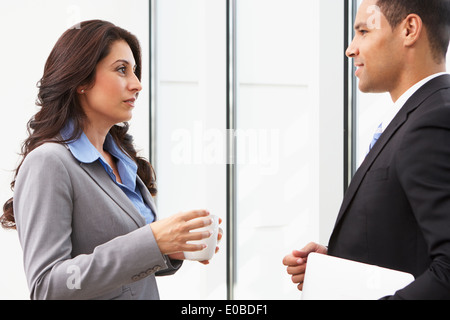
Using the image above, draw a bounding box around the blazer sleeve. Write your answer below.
[14,146,173,300]
[393,101,450,299]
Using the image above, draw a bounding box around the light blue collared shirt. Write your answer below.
[61,121,155,224]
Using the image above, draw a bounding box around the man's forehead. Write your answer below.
[355,0,386,30]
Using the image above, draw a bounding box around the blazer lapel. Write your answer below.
[334,74,450,227]
[79,161,146,228]
[136,175,158,220]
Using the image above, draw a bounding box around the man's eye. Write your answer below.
[359,30,368,35]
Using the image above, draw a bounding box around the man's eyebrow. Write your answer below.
[354,22,368,30]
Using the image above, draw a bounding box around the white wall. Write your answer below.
[0,0,150,300]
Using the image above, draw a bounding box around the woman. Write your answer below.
[1,20,220,300]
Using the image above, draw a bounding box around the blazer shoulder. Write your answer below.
[411,85,450,123]
[429,74,450,92]
[14,143,75,206]
[21,142,76,172]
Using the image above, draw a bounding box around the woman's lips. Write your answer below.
[124,98,136,107]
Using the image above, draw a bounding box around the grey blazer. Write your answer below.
[14,142,181,300]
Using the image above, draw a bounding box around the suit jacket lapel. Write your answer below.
[79,161,146,228]
[334,74,450,228]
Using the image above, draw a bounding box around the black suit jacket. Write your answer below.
[328,74,450,300]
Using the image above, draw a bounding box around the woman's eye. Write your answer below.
[117,66,126,74]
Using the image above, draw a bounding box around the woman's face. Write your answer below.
[79,40,142,128]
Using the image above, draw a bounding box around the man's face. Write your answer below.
[346,0,404,94]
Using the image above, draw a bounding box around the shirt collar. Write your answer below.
[60,121,138,189]
[380,72,449,132]
[60,120,101,164]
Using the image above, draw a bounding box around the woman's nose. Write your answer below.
[129,73,143,93]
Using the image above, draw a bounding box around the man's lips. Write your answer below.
[355,63,364,76]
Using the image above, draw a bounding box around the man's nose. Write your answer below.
[346,38,358,58]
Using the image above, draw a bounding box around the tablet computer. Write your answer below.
[301,253,414,300]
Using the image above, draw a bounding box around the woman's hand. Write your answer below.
[167,218,223,265]
[150,210,213,255]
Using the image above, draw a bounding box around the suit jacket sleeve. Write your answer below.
[393,101,450,299]
[14,146,176,300]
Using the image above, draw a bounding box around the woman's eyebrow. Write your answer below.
[112,59,137,69]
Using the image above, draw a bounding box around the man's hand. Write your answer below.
[282,242,328,291]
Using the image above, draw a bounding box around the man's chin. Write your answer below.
[358,81,386,94]
[358,80,371,93]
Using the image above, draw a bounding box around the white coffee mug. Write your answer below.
[184,215,219,261]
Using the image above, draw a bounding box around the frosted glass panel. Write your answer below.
[235,0,344,299]
[154,0,227,300]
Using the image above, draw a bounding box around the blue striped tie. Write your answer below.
[369,123,383,151]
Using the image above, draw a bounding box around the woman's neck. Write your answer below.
[83,122,110,154]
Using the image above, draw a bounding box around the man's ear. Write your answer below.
[402,13,423,48]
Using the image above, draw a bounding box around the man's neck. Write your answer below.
[390,63,446,102]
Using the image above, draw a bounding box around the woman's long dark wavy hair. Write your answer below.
[1,20,157,229]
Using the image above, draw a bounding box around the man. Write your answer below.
[283,0,450,299]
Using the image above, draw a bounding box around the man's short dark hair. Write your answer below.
[377,0,450,63]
